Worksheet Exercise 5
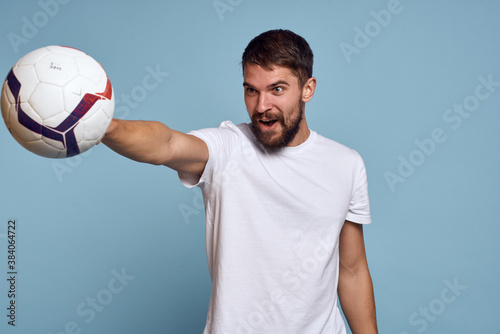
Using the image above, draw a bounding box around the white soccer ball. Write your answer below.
[1,45,114,158]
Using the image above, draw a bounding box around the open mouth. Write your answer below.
[260,119,277,127]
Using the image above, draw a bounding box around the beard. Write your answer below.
[249,102,304,152]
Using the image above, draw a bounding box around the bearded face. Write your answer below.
[243,64,313,151]
[249,102,304,151]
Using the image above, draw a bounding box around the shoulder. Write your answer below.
[188,121,247,146]
[313,132,365,164]
[186,121,259,165]
[190,120,242,137]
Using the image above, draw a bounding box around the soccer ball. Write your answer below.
[1,45,114,158]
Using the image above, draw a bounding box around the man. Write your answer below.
[103,29,377,334]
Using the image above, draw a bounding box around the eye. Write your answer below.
[273,86,284,93]
[246,87,256,95]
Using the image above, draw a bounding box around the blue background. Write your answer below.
[1,0,499,333]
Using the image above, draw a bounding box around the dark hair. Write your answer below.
[242,29,313,87]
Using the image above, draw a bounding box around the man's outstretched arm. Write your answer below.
[337,220,378,334]
[102,119,209,176]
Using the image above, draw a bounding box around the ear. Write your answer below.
[301,77,317,103]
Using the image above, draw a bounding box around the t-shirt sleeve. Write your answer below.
[178,121,240,188]
[344,151,372,225]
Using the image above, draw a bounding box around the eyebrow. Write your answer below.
[242,80,290,89]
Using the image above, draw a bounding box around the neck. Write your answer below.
[288,118,310,147]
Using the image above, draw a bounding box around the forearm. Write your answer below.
[338,266,378,334]
[102,119,173,165]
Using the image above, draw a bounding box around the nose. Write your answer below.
[256,93,272,114]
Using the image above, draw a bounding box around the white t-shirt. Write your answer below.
[179,121,371,334]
